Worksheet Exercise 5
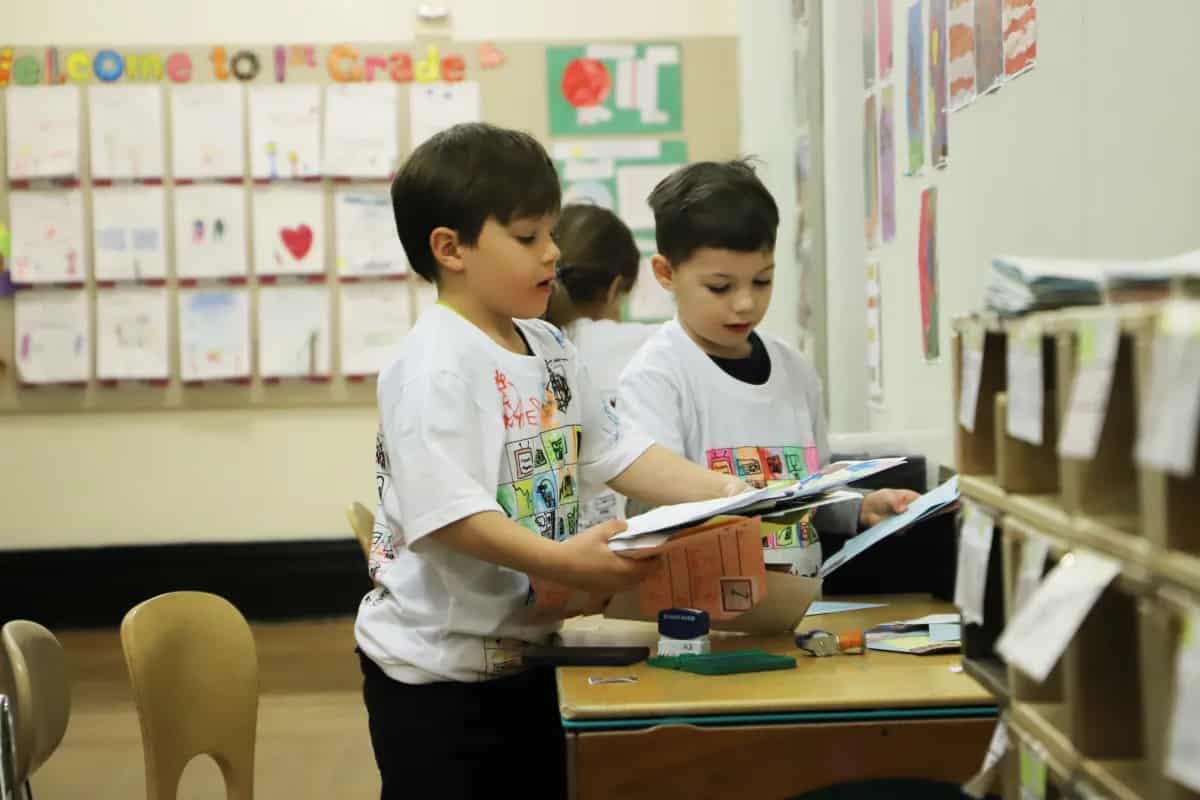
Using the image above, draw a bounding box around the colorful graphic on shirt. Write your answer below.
[499,423,583,542]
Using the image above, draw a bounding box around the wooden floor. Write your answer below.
[33,617,381,799]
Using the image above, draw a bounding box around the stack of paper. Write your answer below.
[608,458,906,554]
[986,256,1105,316]
[866,613,961,654]
[1105,249,1200,303]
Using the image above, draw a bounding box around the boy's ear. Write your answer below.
[650,255,675,291]
[429,226,465,273]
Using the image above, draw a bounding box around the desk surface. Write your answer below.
[557,595,993,722]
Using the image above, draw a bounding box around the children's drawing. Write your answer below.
[929,0,950,167]
[918,186,940,360]
[6,85,80,179]
[1002,0,1037,78]
[905,0,926,174]
[92,187,167,281]
[171,83,245,180]
[877,0,895,81]
[863,0,878,88]
[863,94,880,248]
[547,43,681,135]
[974,0,1004,93]
[948,0,978,109]
[14,289,90,384]
[173,185,248,280]
[96,286,169,380]
[879,86,897,243]
[257,284,331,378]
[88,84,164,180]
[340,281,412,377]
[178,288,251,381]
[867,261,883,402]
[249,84,320,179]
[324,83,399,178]
[252,187,325,276]
[9,191,87,284]
[334,191,408,277]
[408,82,481,150]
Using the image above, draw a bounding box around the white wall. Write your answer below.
[1,0,740,549]
[823,0,1200,468]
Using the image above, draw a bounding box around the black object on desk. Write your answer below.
[520,645,649,668]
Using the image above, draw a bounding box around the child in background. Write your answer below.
[618,159,919,577]
[356,124,750,800]
[543,204,660,527]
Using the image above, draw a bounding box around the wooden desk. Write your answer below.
[558,595,996,800]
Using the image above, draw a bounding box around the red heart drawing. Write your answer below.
[280,225,313,260]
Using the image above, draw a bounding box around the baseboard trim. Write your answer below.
[1,538,370,629]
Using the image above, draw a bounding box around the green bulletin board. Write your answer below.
[547,42,683,135]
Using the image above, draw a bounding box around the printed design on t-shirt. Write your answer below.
[544,357,572,412]
[496,423,583,542]
[370,426,398,581]
[706,444,821,556]
[482,637,525,677]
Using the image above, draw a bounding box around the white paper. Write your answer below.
[9,191,88,284]
[1012,533,1050,614]
[996,550,1121,683]
[5,85,80,179]
[334,191,408,277]
[963,719,1009,799]
[252,187,325,277]
[562,178,616,210]
[867,261,883,402]
[88,84,164,179]
[1136,302,1200,477]
[173,184,249,279]
[257,285,331,378]
[408,82,481,149]
[551,139,661,160]
[96,286,169,380]
[1058,318,1119,460]
[340,281,412,376]
[1166,608,1200,792]
[178,288,251,381]
[563,159,615,181]
[249,84,321,179]
[958,327,985,432]
[323,83,398,177]
[616,164,674,231]
[14,289,90,383]
[626,253,674,320]
[954,502,994,626]
[171,83,245,179]
[1007,322,1044,445]
[947,0,978,112]
[91,187,167,281]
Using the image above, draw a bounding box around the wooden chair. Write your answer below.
[345,501,375,561]
[121,592,258,800]
[1,620,71,800]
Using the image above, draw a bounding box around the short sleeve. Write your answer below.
[575,358,652,484]
[617,363,687,456]
[379,370,504,548]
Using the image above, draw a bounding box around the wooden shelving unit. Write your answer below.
[951,303,1200,800]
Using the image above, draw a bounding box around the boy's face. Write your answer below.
[652,247,774,359]
[460,214,561,321]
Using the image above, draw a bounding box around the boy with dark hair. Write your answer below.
[619,159,918,578]
[357,124,749,799]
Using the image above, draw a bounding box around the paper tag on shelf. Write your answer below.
[958,326,985,433]
[996,550,1120,683]
[1058,317,1119,460]
[1012,532,1050,614]
[1166,607,1200,792]
[954,502,994,626]
[1136,301,1200,477]
[962,719,1009,799]
[1019,740,1048,800]
[1007,321,1044,445]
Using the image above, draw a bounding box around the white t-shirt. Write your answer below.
[618,319,860,577]
[563,318,660,527]
[356,306,653,684]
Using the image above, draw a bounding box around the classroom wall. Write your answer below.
[822,0,1200,469]
[1,0,741,549]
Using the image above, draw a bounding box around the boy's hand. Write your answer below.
[558,519,661,594]
[719,476,754,497]
[858,488,921,528]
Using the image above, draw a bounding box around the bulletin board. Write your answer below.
[0,37,739,415]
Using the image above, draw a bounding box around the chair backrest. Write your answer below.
[345,501,375,561]
[0,620,71,786]
[121,592,258,800]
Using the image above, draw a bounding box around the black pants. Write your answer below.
[359,652,567,799]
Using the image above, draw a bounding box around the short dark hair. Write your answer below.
[544,204,640,326]
[391,122,561,281]
[647,159,779,265]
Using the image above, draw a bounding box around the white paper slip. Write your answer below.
[1058,318,1119,460]
[14,289,91,384]
[1135,302,1200,477]
[171,83,245,179]
[962,720,1009,799]
[1166,608,1200,793]
[954,502,994,626]
[609,485,781,547]
[1006,321,1043,445]
[958,326,985,432]
[249,84,321,179]
[88,84,165,180]
[6,85,81,179]
[409,82,480,149]
[616,163,675,231]
[805,601,887,617]
[996,550,1120,683]
[323,82,399,178]
[1012,533,1050,614]
[96,286,169,380]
